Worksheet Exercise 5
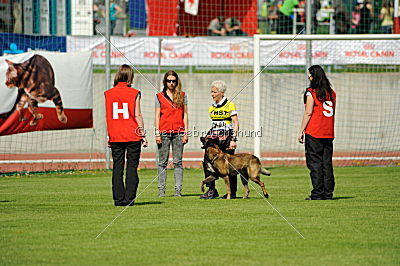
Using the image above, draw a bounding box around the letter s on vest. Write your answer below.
[323,101,334,117]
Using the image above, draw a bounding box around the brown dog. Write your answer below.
[200,137,271,199]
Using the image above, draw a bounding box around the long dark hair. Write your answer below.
[114,64,134,86]
[163,70,184,108]
[307,65,334,103]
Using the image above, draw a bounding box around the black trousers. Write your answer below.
[277,11,293,34]
[305,134,335,199]
[111,141,141,204]
[203,146,238,196]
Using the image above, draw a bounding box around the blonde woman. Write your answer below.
[155,70,188,197]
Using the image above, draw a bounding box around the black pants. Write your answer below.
[305,134,335,199]
[203,146,237,197]
[277,11,293,34]
[111,141,141,204]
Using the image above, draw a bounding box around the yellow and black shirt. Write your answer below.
[208,97,237,132]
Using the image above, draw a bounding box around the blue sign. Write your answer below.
[0,33,66,56]
[129,0,146,29]
[3,43,25,54]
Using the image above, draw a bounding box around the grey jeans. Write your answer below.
[157,133,184,195]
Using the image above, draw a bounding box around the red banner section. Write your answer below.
[0,51,93,136]
[147,0,257,36]
[0,108,93,136]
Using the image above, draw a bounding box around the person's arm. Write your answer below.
[298,94,314,144]
[379,8,385,20]
[182,104,189,144]
[135,94,148,147]
[155,106,161,144]
[114,4,123,16]
[229,114,239,150]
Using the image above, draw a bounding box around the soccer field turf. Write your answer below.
[1,166,399,265]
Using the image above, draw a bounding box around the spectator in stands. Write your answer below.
[207,16,226,36]
[333,0,350,34]
[277,0,299,34]
[311,0,321,34]
[259,0,279,34]
[102,0,123,35]
[224,17,247,36]
[298,65,336,201]
[155,70,189,197]
[200,80,239,200]
[351,1,362,33]
[380,0,394,34]
[105,65,148,206]
[356,1,373,34]
[93,3,101,35]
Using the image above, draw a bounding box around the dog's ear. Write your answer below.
[200,137,206,149]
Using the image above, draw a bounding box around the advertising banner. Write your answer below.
[40,0,50,35]
[0,51,93,136]
[71,0,93,35]
[67,36,400,66]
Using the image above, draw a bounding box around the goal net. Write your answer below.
[254,34,400,166]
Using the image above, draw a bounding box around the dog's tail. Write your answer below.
[260,167,271,176]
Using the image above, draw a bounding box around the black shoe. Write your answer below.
[305,196,324,200]
[200,189,219,199]
[220,194,236,199]
[114,201,128,206]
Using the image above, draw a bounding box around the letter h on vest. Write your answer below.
[113,102,129,119]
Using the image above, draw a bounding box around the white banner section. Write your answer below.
[0,51,92,114]
[67,36,400,66]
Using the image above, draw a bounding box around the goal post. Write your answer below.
[253,34,400,166]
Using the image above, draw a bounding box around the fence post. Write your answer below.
[105,0,111,169]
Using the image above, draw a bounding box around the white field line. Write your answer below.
[1,157,400,164]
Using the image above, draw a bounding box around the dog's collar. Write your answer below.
[210,153,224,164]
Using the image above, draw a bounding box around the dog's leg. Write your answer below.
[200,175,217,192]
[223,176,231,199]
[243,184,250,199]
[252,176,269,199]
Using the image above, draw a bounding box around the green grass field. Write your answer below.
[1,166,399,265]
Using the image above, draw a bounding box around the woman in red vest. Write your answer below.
[155,70,188,197]
[298,65,336,200]
[105,65,148,206]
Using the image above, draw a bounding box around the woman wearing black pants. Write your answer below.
[298,65,336,200]
[105,65,148,206]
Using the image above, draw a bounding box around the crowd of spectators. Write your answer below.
[258,0,398,35]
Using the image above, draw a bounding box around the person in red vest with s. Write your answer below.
[155,70,188,197]
[105,64,148,206]
[298,65,336,200]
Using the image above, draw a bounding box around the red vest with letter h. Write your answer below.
[105,82,142,142]
[157,92,185,133]
[305,88,336,138]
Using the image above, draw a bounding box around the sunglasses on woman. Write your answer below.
[166,79,177,83]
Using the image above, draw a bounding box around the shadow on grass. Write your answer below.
[181,193,202,197]
[135,201,163,206]
[0,200,16,203]
[332,196,354,200]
